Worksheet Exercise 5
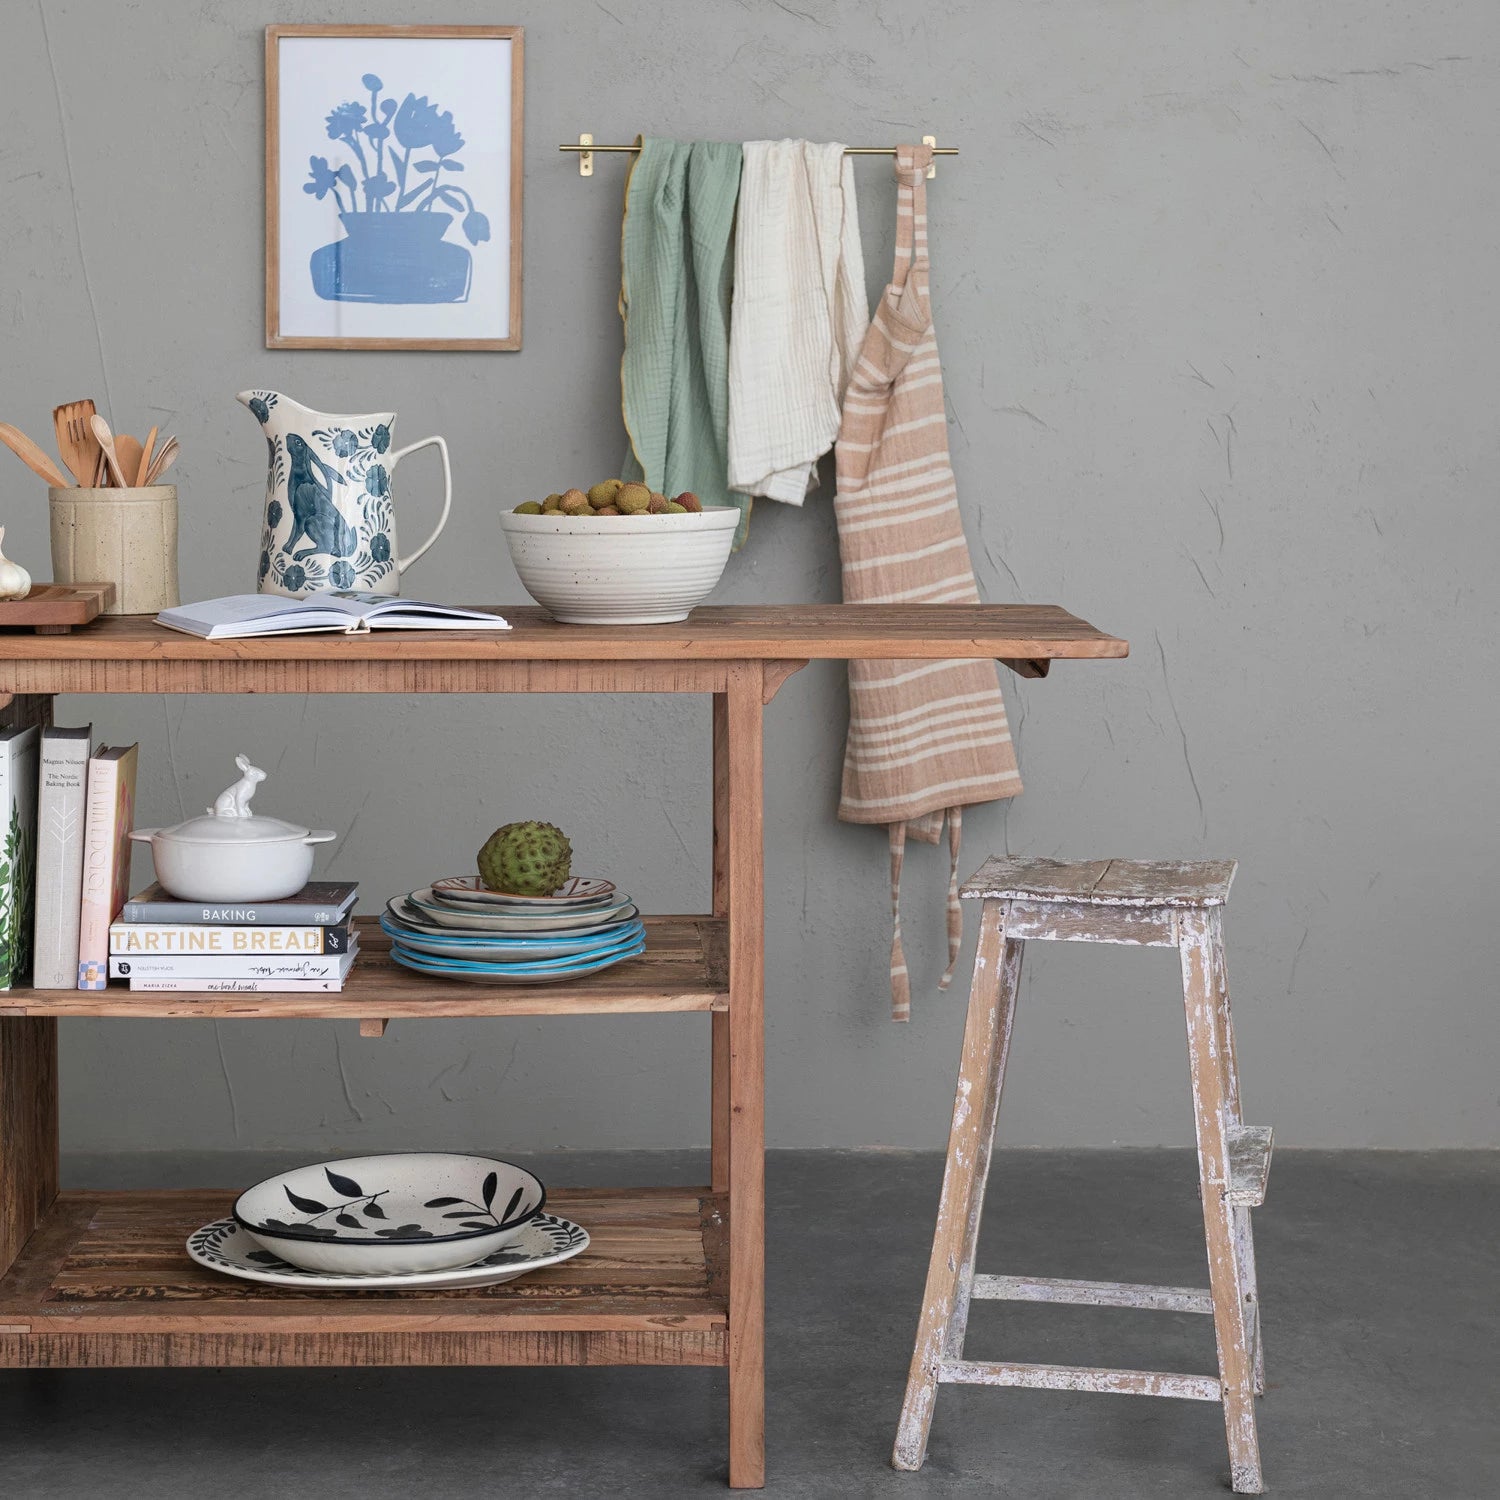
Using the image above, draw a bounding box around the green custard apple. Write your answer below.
[477,821,573,896]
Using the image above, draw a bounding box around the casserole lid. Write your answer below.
[153,811,314,846]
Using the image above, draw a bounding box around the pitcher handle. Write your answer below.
[388,434,452,575]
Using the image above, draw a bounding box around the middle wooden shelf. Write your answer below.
[0,916,728,1020]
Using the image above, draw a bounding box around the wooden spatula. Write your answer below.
[0,422,72,487]
[113,432,145,488]
[54,399,101,485]
[136,426,159,486]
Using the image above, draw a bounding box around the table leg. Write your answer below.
[0,1018,59,1281]
[0,694,61,1280]
[725,664,765,1488]
[711,692,731,1196]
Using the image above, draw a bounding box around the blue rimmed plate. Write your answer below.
[390,938,646,985]
[380,911,645,963]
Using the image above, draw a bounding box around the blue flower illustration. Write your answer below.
[331,429,360,457]
[362,73,383,91]
[370,532,391,562]
[282,564,306,594]
[326,101,367,139]
[258,549,271,580]
[248,396,270,424]
[266,499,283,529]
[365,464,390,497]
[329,560,356,589]
[393,93,461,156]
[463,210,491,245]
[304,155,357,213]
[370,423,391,453]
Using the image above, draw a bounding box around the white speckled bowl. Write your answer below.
[498,507,738,624]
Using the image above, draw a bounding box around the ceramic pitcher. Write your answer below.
[239,390,451,598]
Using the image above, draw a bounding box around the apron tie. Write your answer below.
[939,806,963,990]
[888,821,911,1022]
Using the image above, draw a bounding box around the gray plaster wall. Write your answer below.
[1,1,1494,1153]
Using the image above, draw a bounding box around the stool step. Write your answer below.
[972,1274,1213,1314]
[1225,1125,1273,1206]
[937,1358,1222,1402]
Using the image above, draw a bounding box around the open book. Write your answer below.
[157,593,511,640]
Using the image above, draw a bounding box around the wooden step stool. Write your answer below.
[893,857,1271,1494]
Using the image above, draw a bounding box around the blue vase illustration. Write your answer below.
[303,75,492,307]
[311,212,473,303]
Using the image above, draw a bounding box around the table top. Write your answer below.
[0,605,1126,664]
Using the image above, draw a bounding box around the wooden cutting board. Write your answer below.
[0,582,115,633]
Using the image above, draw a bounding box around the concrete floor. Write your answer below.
[0,1149,1494,1498]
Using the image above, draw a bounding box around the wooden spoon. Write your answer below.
[136,425,159,486]
[0,422,72,487]
[90,414,129,487]
[113,433,145,489]
[145,436,178,485]
[53,399,101,485]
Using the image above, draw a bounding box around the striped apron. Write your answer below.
[834,143,1022,1021]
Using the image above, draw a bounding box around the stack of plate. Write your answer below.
[383,875,645,984]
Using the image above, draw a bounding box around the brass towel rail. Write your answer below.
[562,133,951,177]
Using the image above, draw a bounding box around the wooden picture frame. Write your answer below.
[265,24,523,351]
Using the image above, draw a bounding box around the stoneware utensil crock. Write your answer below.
[129,754,335,902]
[49,484,179,614]
[240,389,450,598]
[234,1153,546,1275]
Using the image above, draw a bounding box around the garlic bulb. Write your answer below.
[0,528,32,600]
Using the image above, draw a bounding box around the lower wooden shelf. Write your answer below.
[0,1186,727,1369]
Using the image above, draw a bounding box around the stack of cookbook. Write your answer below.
[20,723,139,992]
[107,882,360,993]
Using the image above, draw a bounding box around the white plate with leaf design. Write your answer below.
[188,1212,589,1290]
[233,1153,545,1274]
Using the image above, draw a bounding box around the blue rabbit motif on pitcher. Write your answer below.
[240,391,451,598]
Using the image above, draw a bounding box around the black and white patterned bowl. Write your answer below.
[234,1153,545,1275]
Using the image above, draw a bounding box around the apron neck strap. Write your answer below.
[892,143,933,290]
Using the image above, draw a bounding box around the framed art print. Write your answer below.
[266,24,523,350]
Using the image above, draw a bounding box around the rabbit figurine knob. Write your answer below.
[211,755,267,819]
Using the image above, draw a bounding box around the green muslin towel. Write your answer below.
[620,137,749,547]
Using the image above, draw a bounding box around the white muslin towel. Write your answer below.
[728,140,869,504]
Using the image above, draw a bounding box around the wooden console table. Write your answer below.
[0,604,1125,1487]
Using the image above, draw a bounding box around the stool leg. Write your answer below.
[1181,909,1264,1494]
[893,901,1022,1472]
[1209,925,1265,1394]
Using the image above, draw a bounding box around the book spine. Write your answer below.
[127,976,349,993]
[77,749,138,989]
[108,922,352,956]
[0,728,41,991]
[119,898,355,925]
[109,950,356,980]
[32,733,91,989]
